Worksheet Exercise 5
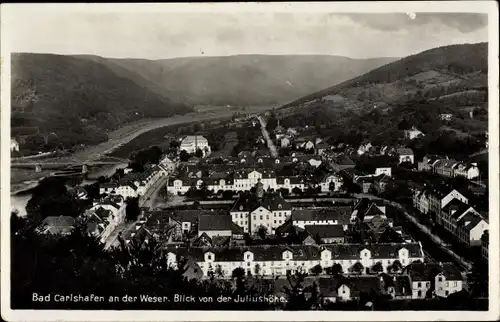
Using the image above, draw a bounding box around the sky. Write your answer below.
[6,9,489,60]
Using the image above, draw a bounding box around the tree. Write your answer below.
[26,177,84,225]
[169,140,180,149]
[254,264,261,276]
[125,197,140,221]
[257,226,268,240]
[195,148,204,158]
[222,190,234,200]
[215,265,224,278]
[372,262,384,274]
[292,187,302,195]
[179,150,190,162]
[283,271,322,310]
[391,260,403,273]
[311,264,323,276]
[313,233,323,245]
[278,188,290,197]
[350,262,364,275]
[326,263,343,276]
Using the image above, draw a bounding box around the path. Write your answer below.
[257,116,278,158]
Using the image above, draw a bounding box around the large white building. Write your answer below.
[179,135,211,155]
[165,242,424,278]
[230,190,292,234]
[166,168,343,195]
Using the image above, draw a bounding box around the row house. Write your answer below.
[419,156,480,180]
[167,169,343,195]
[99,165,165,199]
[413,187,468,225]
[436,198,488,247]
[405,262,463,299]
[230,192,292,234]
[292,207,352,229]
[164,242,424,278]
[434,159,458,178]
[417,155,443,172]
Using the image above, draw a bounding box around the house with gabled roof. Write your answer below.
[404,262,463,299]
[305,224,345,244]
[397,148,414,164]
[230,191,292,235]
[198,214,233,238]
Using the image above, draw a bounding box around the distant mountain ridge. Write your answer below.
[95,54,398,106]
[11,53,190,154]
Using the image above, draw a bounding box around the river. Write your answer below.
[10,163,128,217]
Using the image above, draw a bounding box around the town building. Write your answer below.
[405,262,463,299]
[179,135,211,155]
[375,167,392,177]
[453,162,480,180]
[198,214,235,238]
[397,148,414,164]
[230,187,292,234]
[304,225,345,244]
[417,155,443,172]
[291,207,352,230]
[165,242,424,277]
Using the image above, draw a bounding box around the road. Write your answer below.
[257,116,279,158]
[355,193,472,270]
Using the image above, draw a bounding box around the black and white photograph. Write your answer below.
[1,2,498,321]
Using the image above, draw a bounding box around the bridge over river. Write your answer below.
[11,156,128,172]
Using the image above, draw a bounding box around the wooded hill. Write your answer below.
[276,43,488,160]
[11,53,190,154]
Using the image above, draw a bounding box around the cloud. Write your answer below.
[340,13,487,33]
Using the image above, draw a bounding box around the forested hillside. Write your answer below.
[11,53,190,154]
[277,43,488,160]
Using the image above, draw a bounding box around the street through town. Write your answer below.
[258,115,279,158]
